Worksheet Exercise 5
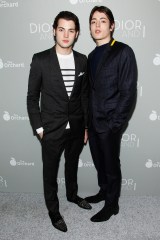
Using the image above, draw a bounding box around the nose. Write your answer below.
[64,30,69,38]
[96,20,100,27]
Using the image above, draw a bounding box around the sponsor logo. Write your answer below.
[0,0,18,8]
[3,111,29,121]
[0,59,3,69]
[149,111,160,121]
[0,58,24,70]
[78,158,94,168]
[29,23,53,40]
[69,0,78,3]
[57,177,65,189]
[115,19,146,38]
[121,133,140,148]
[153,54,160,66]
[10,157,34,167]
[69,0,103,4]
[0,176,7,188]
[145,159,160,168]
[137,82,143,97]
[122,178,136,191]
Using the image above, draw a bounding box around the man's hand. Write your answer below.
[84,129,88,144]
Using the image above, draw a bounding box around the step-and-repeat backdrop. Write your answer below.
[0,0,160,196]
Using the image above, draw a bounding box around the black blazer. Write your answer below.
[88,39,138,133]
[27,46,89,138]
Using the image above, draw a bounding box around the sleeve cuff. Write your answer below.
[36,127,44,134]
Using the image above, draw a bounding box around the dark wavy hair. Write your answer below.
[53,11,80,32]
[89,6,115,37]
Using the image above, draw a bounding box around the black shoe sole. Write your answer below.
[91,206,119,222]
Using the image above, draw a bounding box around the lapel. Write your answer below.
[88,51,95,86]
[69,50,80,98]
[90,38,116,87]
[49,46,68,99]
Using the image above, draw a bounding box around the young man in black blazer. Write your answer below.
[27,11,91,232]
[85,6,137,222]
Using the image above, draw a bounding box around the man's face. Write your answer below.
[54,18,78,50]
[90,11,114,45]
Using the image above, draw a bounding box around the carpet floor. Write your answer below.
[0,192,160,240]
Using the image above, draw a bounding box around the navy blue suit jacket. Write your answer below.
[88,39,137,133]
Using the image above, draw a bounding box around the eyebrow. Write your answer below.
[57,26,76,30]
[91,17,107,21]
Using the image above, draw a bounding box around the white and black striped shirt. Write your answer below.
[36,52,75,133]
[57,52,75,128]
[57,52,75,97]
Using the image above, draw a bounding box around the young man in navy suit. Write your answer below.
[85,6,137,222]
[27,11,91,232]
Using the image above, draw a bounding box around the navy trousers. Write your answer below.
[89,125,122,206]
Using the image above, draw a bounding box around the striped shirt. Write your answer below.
[57,52,75,128]
[57,52,75,97]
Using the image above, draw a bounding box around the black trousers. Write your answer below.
[89,126,122,206]
[41,129,84,215]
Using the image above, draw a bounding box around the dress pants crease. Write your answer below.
[41,129,84,214]
[89,125,122,206]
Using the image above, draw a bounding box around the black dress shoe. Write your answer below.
[68,196,92,210]
[49,212,67,232]
[85,191,105,203]
[91,203,119,222]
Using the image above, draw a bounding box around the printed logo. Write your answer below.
[57,177,65,189]
[121,133,140,148]
[122,178,136,191]
[69,0,103,4]
[137,82,143,97]
[149,110,160,121]
[3,111,29,121]
[78,158,94,168]
[153,54,160,66]
[145,159,160,168]
[29,23,53,40]
[10,157,34,167]
[3,111,10,121]
[0,59,3,69]
[69,0,78,4]
[0,176,7,188]
[0,0,18,8]
[0,58,24,70]
[115,19,146,38]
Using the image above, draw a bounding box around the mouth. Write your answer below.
[63,40,69,43]
[95,30,101,34]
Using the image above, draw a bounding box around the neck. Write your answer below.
[55,44,72,55]
[96,37,112,47]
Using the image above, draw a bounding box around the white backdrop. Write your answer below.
[0,0,160,196]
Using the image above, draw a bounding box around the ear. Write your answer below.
[75,31,79,39]
[53,29,56,36]
[110,23,115,32]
